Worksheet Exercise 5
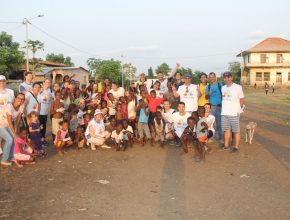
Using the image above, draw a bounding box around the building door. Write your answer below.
[276,72,282,84]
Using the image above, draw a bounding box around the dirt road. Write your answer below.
[1,88,290,220]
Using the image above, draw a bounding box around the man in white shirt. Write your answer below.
[19,71,33,94]
[172,73,199,113]
[221,72,245,153]
[168,102,191,140]
[109,82,125,100]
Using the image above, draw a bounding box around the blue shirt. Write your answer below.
[205,82,222,105]
[138,108,149,123]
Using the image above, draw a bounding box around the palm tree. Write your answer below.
[27,40,44,58]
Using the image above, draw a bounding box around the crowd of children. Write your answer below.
[0,68,223,168]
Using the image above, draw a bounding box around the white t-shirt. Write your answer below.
[206,114,215,132]
[159,79,168,94]
[221,83,244,116]
[0,89,14,112]
[177,84,198,112]
[0,103,24,128]
[150,89,163,98]
[38,88,52,115]
[162,108,175,123]
[111,130,124,143]
[25,92,39,115]
[168,112,191,137]
[19,82,32,93]
[123,125,133,134]
[109,87,125,100]
[127,100,136,119]
[85,119,106,139]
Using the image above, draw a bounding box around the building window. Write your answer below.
[260,54,267,63]
[288,73,290,81]
[256,72,262,81]
[264,72,270,81]
[277,54,283,63]
[247,54,251,63]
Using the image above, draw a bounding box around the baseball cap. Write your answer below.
[94,109,103,116]
[183,73,192,78]
[0,75,7,81]
[223,72,233,77]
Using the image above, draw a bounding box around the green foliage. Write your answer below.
[87,58,123,85]
[228,61,241,84]
[46,53,74,66]
[27,40,44,58]
[155,63,171,75]
[0,32,24,76]
[147,67,154,78]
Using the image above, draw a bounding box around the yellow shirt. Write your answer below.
[198,83,208,107]
[97,82,103,93]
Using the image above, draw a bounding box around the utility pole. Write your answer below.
[23,18,29,72]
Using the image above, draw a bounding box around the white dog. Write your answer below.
[245,122,257,144]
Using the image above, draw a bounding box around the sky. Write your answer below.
[1,0,290,75]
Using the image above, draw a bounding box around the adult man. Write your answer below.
[172,73,199,113]
[85,109,111,150]
[198,72,208,108]
[19,71,33,94]
[205,72,223,146]
[157,63,180,95]
[168,102,191,140]
[221,72,245,153]
[109,82,125,100]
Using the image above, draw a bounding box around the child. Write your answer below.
[153,111,165,147]
[127,93,137,136]
[54,120,73,155]
[81,113,91,131]
[14,127,35,167]
[107,93,116,118]
[75,126,87,149]
[68,103,79,138]
[50,91,65,140]
[195,107,208,162]
[122,120,134,147]
[181,117,197,153]
[106,117,117,133]
[119,96,128,118]
[111,123,125,151]
[204,103,215,143]
[115,103,126,123]
[137,99,152,146]
[27,111,46,157]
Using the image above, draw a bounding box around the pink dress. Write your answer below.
[54,129,69,145]
[14,137,32,161]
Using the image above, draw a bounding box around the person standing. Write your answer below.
[221,72,245,153]
[19,71,33,94]
[38,79,52,143]
[265,82,269,95]
[109,82,125,101]
[198,73,208,109]
[172,73,199,114]
[205,72,223,146]
[272,83,275,93]
[24,83,41,118]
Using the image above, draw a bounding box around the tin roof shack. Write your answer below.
[35,67,90,85]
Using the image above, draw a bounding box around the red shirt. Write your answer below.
[148,95,163,113]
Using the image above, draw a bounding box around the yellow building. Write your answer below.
[237,37,290,86]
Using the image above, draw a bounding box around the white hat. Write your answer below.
[94,109,103,116]
[0,75,7,81]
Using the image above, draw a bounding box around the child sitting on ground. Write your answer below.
[153,111,165,148]
[27,111,46,157]
[180,117,197,153]
[122,120,134,147]
[54,120,73,155]
[111,123,125,151]
[75,126,87,149]
[106,117,117,133]
[14,127,36,168]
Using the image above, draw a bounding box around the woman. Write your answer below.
[136,73,152,92]
[24,82,41,116]
[0,93,25,166]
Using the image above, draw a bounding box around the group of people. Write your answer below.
[0,63,245,167]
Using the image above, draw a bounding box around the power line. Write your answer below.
[0,21,22,24]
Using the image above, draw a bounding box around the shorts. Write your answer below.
[221,115,240,132]
[155,132,164,142]
[14,153,30,161]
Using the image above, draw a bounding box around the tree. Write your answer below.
[147,67,154,78]
[155,63,171,75]
[27,40,44,58]
[87,58,123,85]
[0,32,24,76]
[46,53,74,66]
[228,61,241,84]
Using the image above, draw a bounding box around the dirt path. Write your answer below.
[0,89,290,220]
